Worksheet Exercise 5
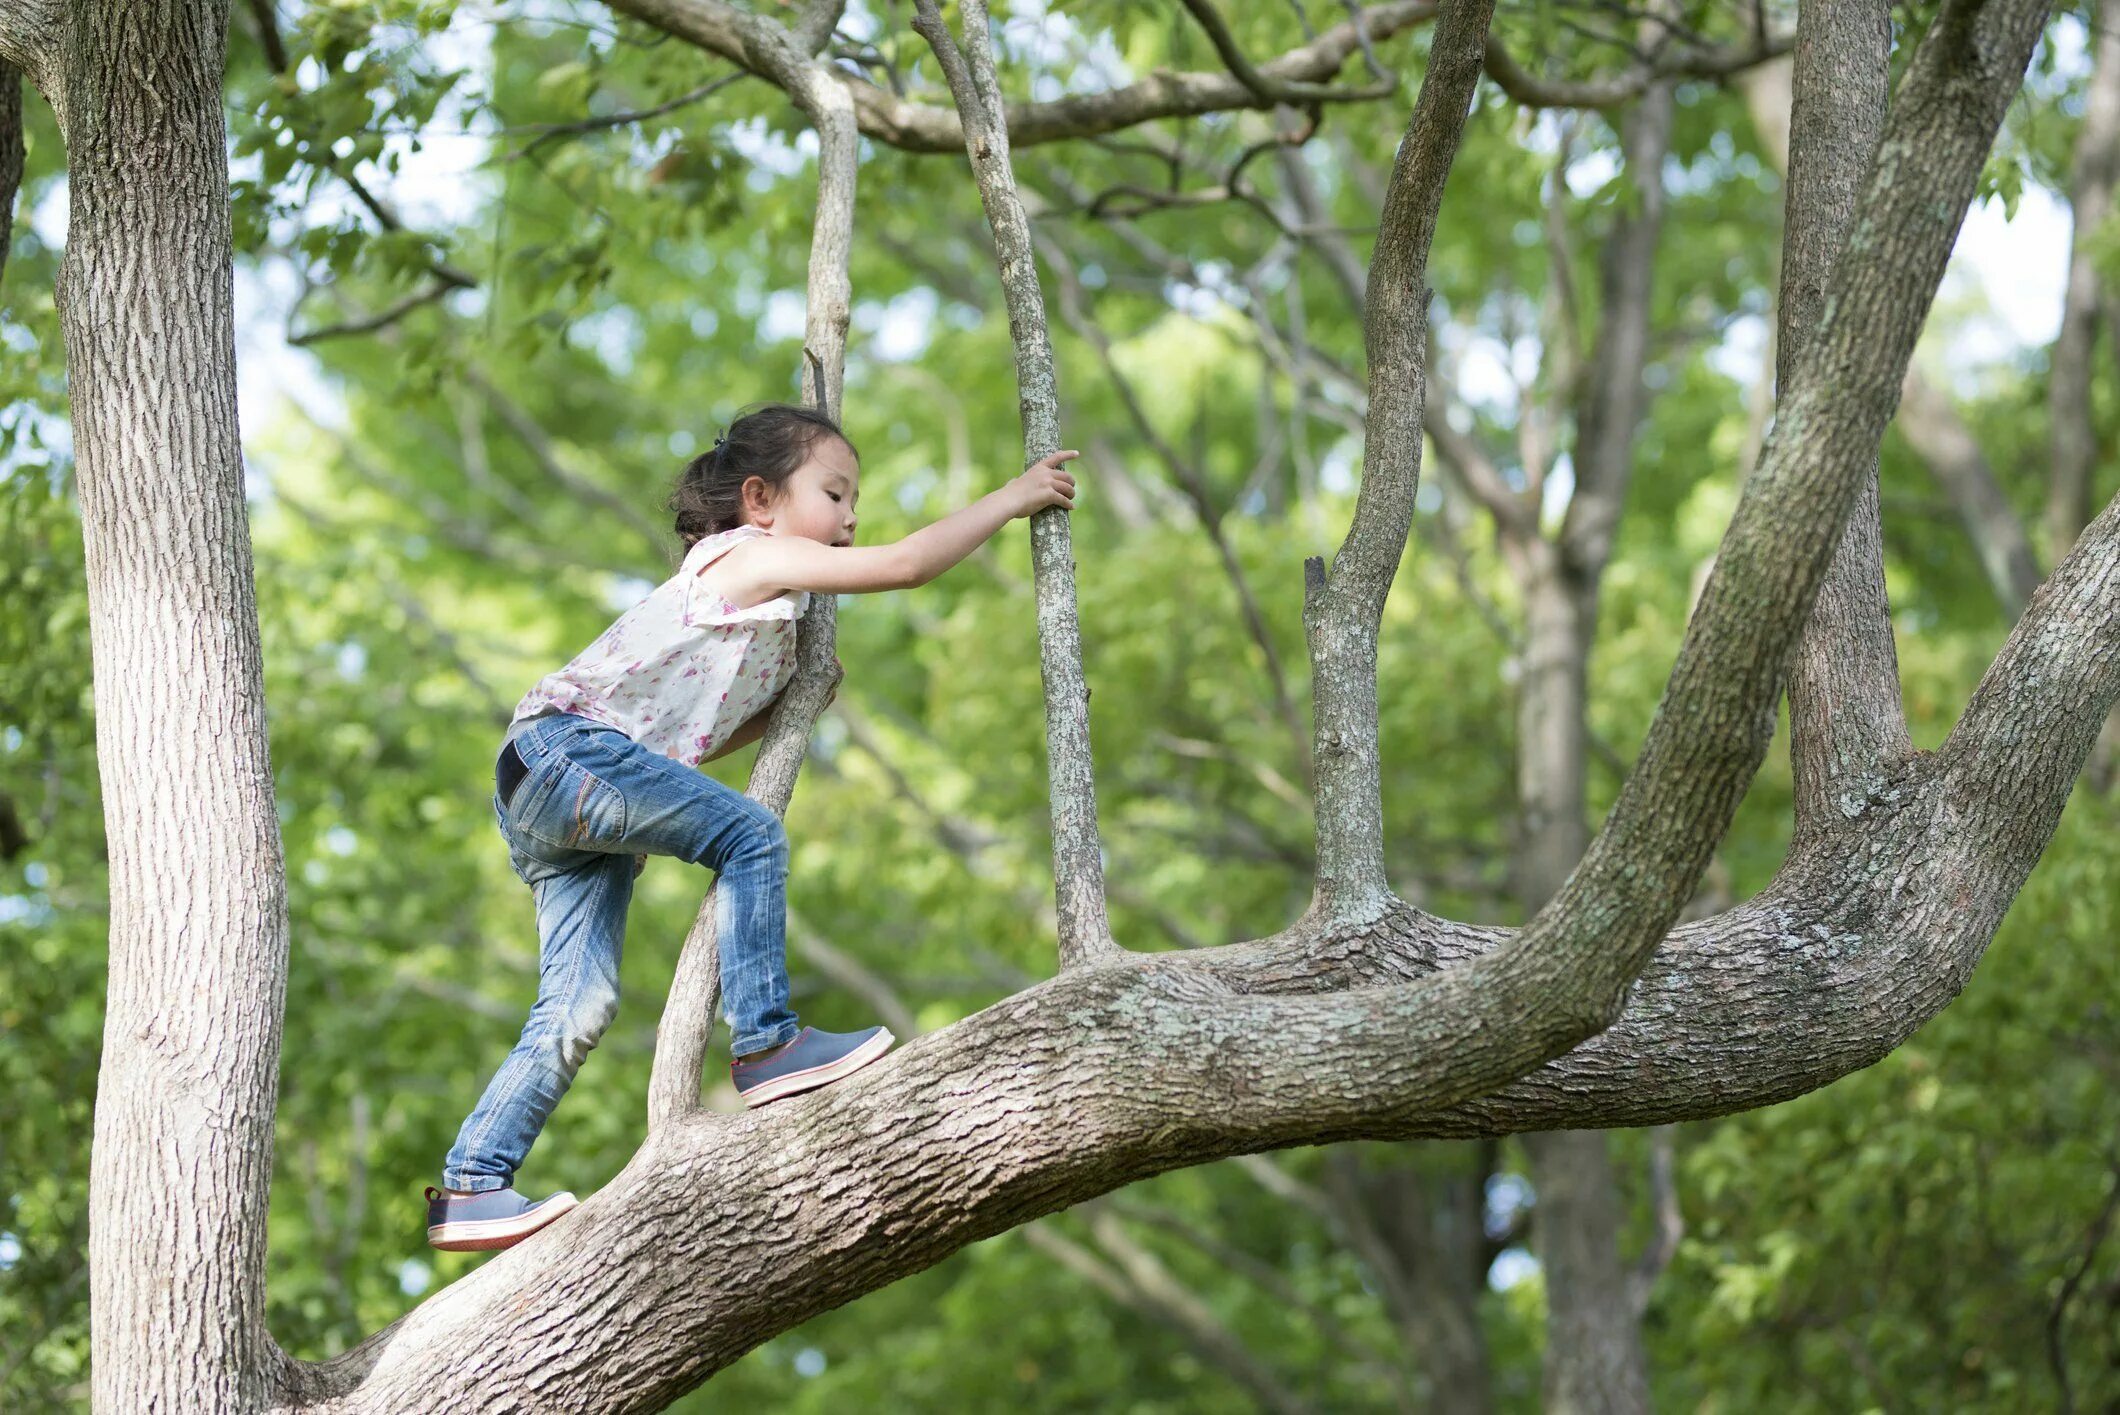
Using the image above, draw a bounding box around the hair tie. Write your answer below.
[712,430,728,454]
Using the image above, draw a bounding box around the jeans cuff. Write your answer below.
[441,1173,508,1194]
[732,1021,801,1060]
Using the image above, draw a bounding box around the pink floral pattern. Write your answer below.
[509,525,811,768]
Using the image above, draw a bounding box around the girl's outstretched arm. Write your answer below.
[730,450,1077,601]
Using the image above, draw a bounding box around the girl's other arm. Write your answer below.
[700,710,774,762]
[736,450,1078,599]
[701,666,841,761]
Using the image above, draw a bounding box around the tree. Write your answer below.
[0,0,2107,1410]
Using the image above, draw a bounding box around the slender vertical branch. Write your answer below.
[646,11,863,1130]
[1775,0,1909,848]
[1302,0,1497,924]
[911,0,1121,969]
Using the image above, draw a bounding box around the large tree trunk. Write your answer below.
[44,2,289,1409]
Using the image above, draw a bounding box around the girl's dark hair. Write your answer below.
[668,402,858,551]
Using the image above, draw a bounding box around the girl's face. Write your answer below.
[741,436,860,546]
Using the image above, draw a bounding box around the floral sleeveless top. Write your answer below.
[506,524,809,768]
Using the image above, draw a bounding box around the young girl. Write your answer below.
[424,401,1078,1252]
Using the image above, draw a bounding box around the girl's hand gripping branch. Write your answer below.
[1008,449,1079,519]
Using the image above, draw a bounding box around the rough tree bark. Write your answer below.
[1776,0,1907,856]
[13,0,2099,1411]
[35,5,286,1409]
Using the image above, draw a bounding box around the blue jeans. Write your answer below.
[442,711,801,1192]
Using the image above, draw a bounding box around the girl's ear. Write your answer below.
[739,474,776,525]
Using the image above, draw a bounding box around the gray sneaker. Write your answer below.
[731,1025,894,1107]
[425,1184,579,1252]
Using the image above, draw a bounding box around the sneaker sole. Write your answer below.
[427,1193,580,1252]
[739,1029,896,1108]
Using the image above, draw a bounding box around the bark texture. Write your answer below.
[1305,0,1496,924]
[0,1,62,130]
[1774,0,1907,854]
[50,2,286,1409]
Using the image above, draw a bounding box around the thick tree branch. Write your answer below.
[1938,478,2120,872]
[911,0,1119,969]
[68,1,2094,1410]
[1743,31,1910,827]
[1406,0,2056,1122]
